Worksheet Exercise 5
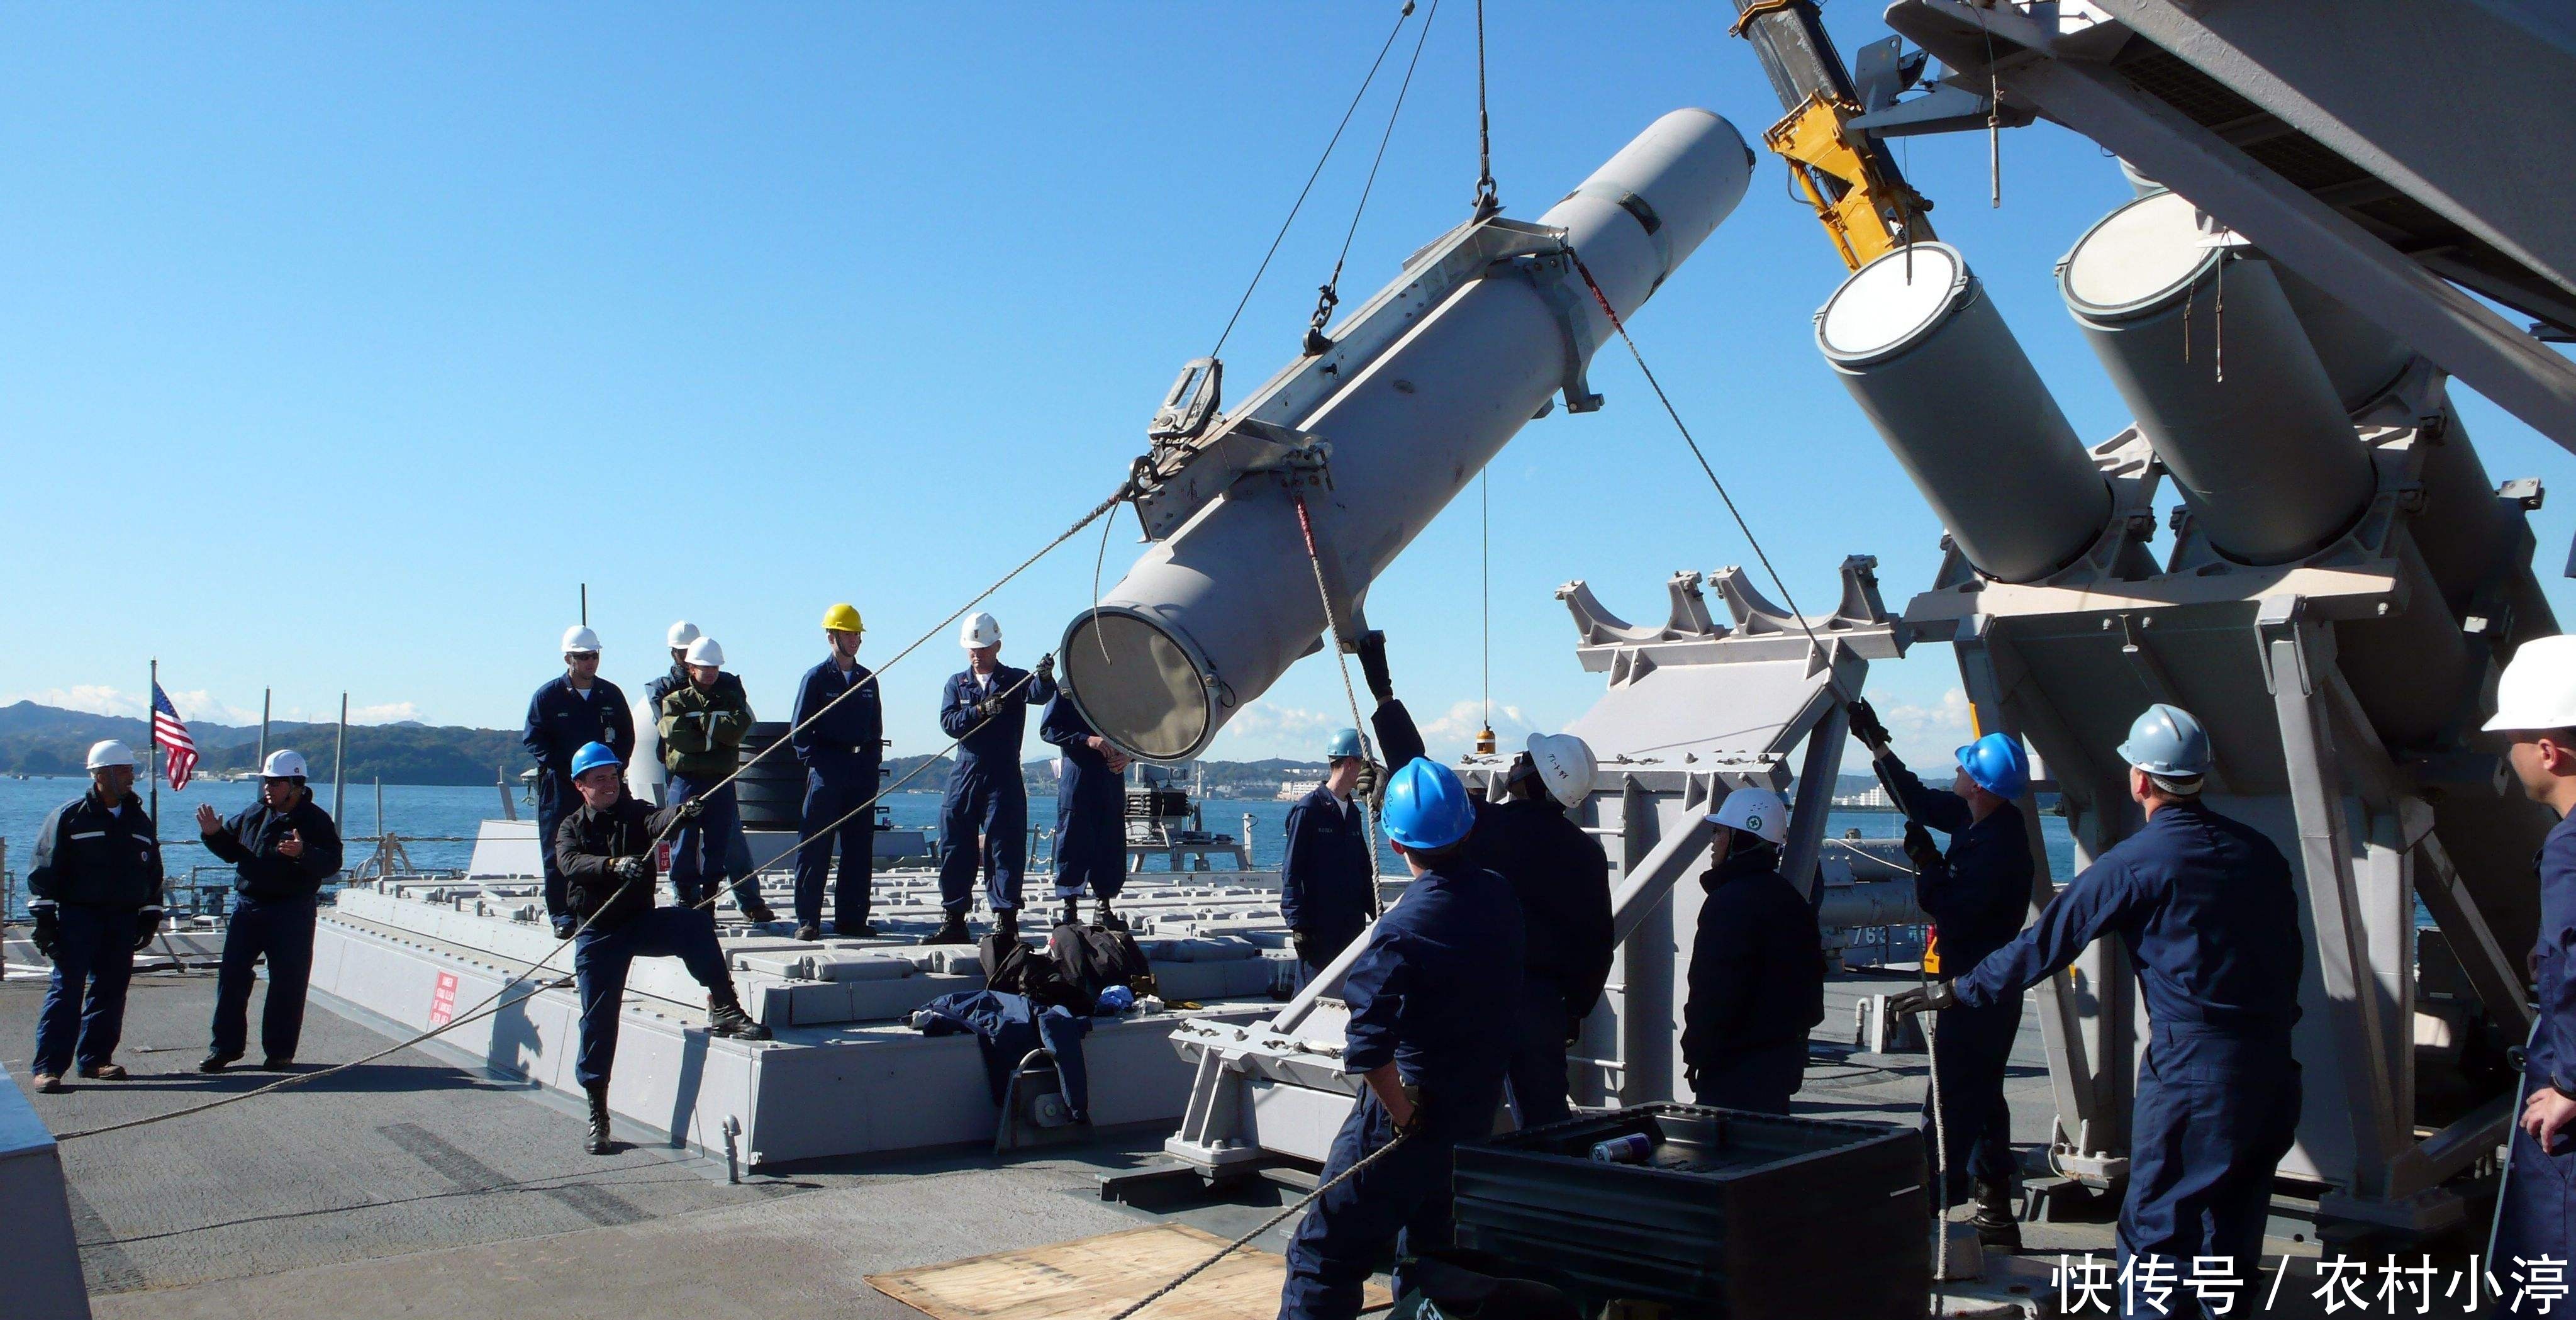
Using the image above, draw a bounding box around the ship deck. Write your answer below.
[8,965,2375,1317]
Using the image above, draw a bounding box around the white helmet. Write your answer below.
[667,620,701,650]
[1525,732,1597,811]
[259,749,310,780]
[2485,635,2576,733]
[1709,786,1788,845]
[562,625,601,655]
[961,612,1001,649]
[684,636,725,667]
[86,739,135,771]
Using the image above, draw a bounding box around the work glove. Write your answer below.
[1289,930,1313,965]
[976,695,1007,720]
[30,905,59,959]
[1885,980,1958,1017]
[1564,1014,1583,1046]
[1902,820,1944,876]
[676,796,706,821]
[1846,698,1892,752]
[613,854,650,883]
[552,913,578,940]
[1683,1063,1701,1093]
[132,908,162,953]
[1032,652,1056,685]
[1352,760,1380,806]
[1356,631,1395,704]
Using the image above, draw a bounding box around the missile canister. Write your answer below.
[2061,191,2375,565]
[1065,109,1753,761]
[1815,242,2110,583]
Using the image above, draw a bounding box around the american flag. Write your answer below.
[152,683,198,791]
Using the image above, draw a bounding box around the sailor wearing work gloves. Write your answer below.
[927,613,1056,946]
[1847,698,2034,1250]
[552,741,769,1155]
[1887,704,2300,1317]
[24,740,165,1093]
[196,750,344,1074]
[1278,757,1524,1320]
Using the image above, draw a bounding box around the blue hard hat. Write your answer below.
[569,742,623,779]
[2116,703,2212,779]
[1381,757,1476,851]
[1325,727,1364,761]
[1953,732,2030,800]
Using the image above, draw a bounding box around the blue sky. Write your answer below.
[7,3,2572,772]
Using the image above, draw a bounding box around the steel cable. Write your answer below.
[53,486,1130,1141]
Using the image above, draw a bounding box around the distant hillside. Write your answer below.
[0,700,531,785]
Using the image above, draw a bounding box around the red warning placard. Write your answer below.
[428,970,459,1026]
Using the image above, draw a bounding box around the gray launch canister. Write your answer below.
[1815,242,2110,583]
[1066,109,1753,761]
[2061,191,2374,565]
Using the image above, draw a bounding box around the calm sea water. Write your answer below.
[0,774,2080,919]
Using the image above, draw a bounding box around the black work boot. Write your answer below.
[995,908,1020,944]
[707,993,772,1041]
[738,893,778,924]
[793,922,821,942]
[198,1051,240,1074]
[586,1083,616,1156]
[920,914,972,946]
[1095,898,1125,931]
[1973,1178,2024,1251]
[1062,897,1082,927]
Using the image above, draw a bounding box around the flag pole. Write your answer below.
[148,658,160,837]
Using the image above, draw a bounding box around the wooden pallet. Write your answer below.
[867,1221,1390,1320]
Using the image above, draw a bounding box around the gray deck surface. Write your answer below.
[6,961,2377,1317]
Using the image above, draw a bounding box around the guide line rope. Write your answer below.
[54,487,1131,1141]
[1291,492,1387,920]
[1106,1129,1413,1320]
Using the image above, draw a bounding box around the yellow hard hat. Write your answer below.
[822,603,864,634]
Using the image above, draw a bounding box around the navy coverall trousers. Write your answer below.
[1504,977,1574,1128]
[210,895,318,1061]
[33,905,139,1077]
[937,763,1027,915]
[572,907,733,1088]
[1281,1087,1499,1320]
[795,771,876,931]
[667,775,759,912]
[2120,1029,2301,1318]
[1927,993,2025,1199]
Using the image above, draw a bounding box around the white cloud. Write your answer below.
[1850,686,1977,768]
[348,702,423,725]
[1412,700,1535,762]
[1209,702,1344,758]
[14,685,143,717]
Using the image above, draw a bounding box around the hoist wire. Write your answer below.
[1207,1,1417,363]
[1318,0,1443,310]
[57,488,1129,1141]
[1480,470,1490,736]
[1471,0,1495,210]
